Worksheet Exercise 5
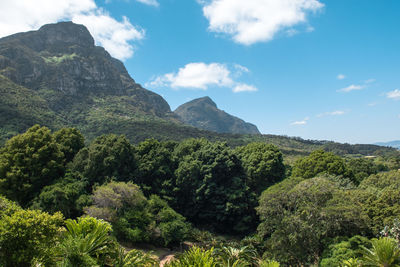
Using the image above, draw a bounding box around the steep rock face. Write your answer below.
[174,97,260,134]
[0,21,171,117]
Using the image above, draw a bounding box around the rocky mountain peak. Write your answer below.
[174,96,260,135]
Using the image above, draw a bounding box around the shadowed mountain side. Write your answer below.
[174,96,260,135]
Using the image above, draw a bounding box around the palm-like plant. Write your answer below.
[56,217,115,266]
[113,246,158,267]
[215,246,258,267]
[362,237,400,267]
[165,246,218,267]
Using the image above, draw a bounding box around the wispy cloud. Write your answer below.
[365,78,376,84]
[0,0,144,61]
[317,110,346,117]
[146,62,257,93]
[337,74,346,80]
[291,117,309,126]
[387,89,400,100]
[199,0,324,45]
[337,84,364,93]
[135,0,159,7]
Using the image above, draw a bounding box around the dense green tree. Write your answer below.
[173,139,256,233]
[135,139,177,197]
[85,181,189,246]
[0,125,65,206]
[257,176,370,265]
[53,127,85,163]
[32,171,90,218]
[147,195,189,246]
[292,149,350,179]
[0,206,63,267]
[347,158,380,184]
[235,143,285,194]
[165,247,218,267]
[70,134,136,187]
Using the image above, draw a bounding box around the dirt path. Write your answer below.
[159,254,175,267]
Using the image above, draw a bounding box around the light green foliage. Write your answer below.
[0,195,21,218]
[292,149,350,179]
[362,237,400,267]
[42,53,77,64]
[173,139,256,233]
[114,247,158,267]
[85,182,189,246]
[85,181,151,243]
[257,176,370,266]
[0,207,63,267]
[57,216,115,266]
[0,125,65,206]
[235,142,285,194]
[70,134,136,186]
[215,246,258,267]
[166,246,218,267]
[259,259,280,267]
[53,127,84,163]
[360,171,400,234]
[342,258,362,267]
[320,235,370,267]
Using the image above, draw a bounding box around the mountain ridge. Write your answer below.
[174,96,260,135]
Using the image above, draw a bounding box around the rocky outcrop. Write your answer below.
[174,97,260,134]
[0,21,171,117]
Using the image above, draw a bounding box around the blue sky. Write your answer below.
[1,0,399,144]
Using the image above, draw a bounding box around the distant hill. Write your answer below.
[375,140,400,149]
[174,96,260,134]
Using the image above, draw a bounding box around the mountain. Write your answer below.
[0,21,185,143]
[375,141,400,149]
[174,96,260,135]
[0,22,397,159]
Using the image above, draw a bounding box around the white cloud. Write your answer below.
[337,84,364,93]
[147,62,257,93]
[199,0,324,45]
[233,83,258,93]
[135,0,159,7]
[337,74,345,80]
[0,0,144,60]
[387,89,400,100]
[317,110,346,117]
[291,117,309,125]
[365,78,376,84]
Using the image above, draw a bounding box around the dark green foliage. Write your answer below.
[0,205,64,267]
[148,195,190,246]
[32,171,90,218]
[53,127,84,163]
[320,235,370,267]
[135,139,177,197]
[173,139,257,234]
[235,142,285,194]
[292,149,350,179]
[70,134,136,186]
[347,158,380,184]
[0,125,65,206]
